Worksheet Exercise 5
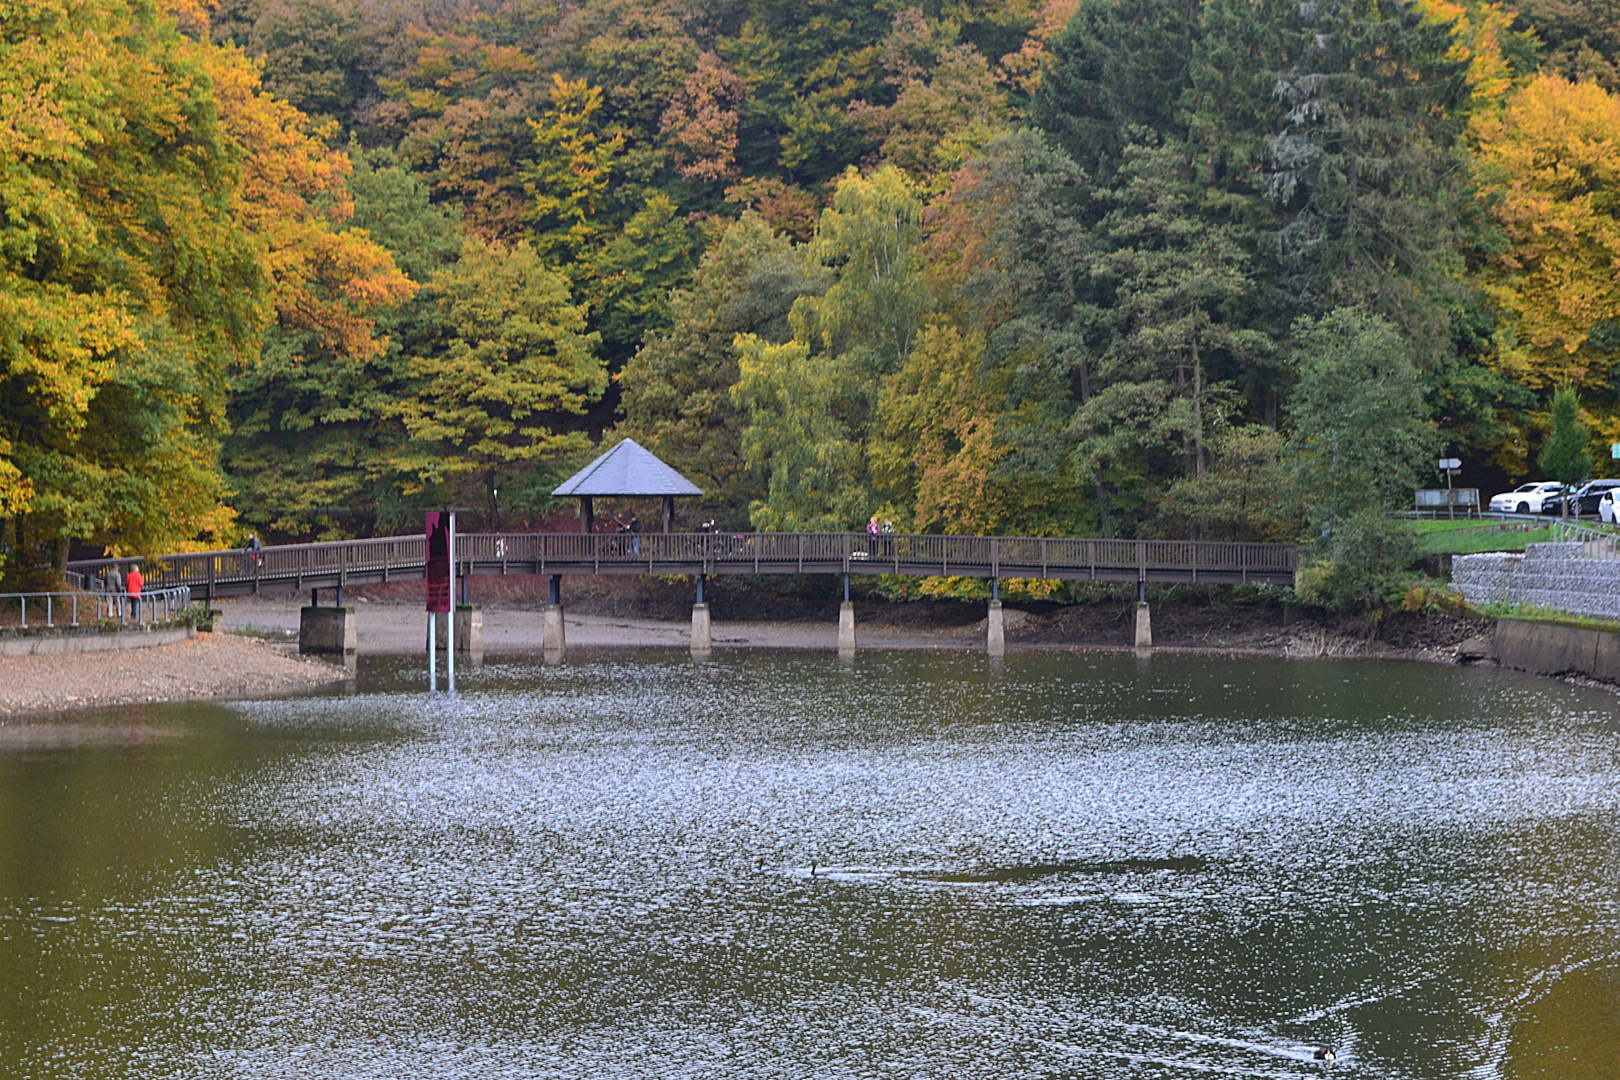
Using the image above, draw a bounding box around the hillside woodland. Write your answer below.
[4,0,1620,608]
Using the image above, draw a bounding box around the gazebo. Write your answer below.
[551,438,703,533]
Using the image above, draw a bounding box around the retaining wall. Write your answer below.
[1491,617,1620,683]
[1452,542,1620,620]
[0,622,195,657]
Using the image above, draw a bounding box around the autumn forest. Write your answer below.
[3,0,1620,606]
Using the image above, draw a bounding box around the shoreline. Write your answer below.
[0,597,1512,720]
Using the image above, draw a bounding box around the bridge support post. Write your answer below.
[543,574,565,662]
[987,602,1005,656]
[691,574,712,654]
[838,573,856,655]
[1134,578,1152,649]
[300,604,356,660]
[455,605,483,664]
[691,605,712,654]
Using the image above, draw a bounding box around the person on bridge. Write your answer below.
[244,532,263,567]
[125,563,144,619]
[867,515,880,556]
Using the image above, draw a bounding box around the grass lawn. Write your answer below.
[1409,518,1557,554]
[1470,601,1620,634]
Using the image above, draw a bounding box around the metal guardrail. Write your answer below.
[65,532,1299,599]
[1545,518,1620,558]
[0,585,192,630]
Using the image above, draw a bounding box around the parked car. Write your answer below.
[1563,478,1620,517]
[1488,482,1566,515]
[1602,490,1617,524]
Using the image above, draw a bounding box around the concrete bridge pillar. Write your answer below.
[987,600,1005,656]
[837,573,856,655]
[455,605,483,664]
[543,574,565,662]
[300,604,356,659]
[691,574,712,654]
[691,605,712,653]
[1134,602,1153,648]
[838,602,857,655]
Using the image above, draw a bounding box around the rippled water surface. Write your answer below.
[3,651,1620,1078]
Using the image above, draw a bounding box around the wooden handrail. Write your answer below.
[67,531,1299,598]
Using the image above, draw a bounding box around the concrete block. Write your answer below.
[1134,602,1152,648]
[986,600,1005,656]
[0,624,194,657]
[455,605,483,662]
[691,603,713,653]
[543,604,566,661]
[300,606,356,657]
[838,601,856,655]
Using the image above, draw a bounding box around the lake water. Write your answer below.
[2,651,1619,1079]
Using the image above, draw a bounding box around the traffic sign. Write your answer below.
[1437,458,1461,470]
[1611,443,1620,459]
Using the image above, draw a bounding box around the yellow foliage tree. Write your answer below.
[1474,74,1620,393]
[0,0,412,578]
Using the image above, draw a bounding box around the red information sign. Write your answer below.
[425,511,451,612]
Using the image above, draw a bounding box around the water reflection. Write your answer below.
[1,652,1618,1078]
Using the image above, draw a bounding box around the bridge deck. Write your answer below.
[68,532,1298,600]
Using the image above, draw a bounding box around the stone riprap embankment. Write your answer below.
[1452,542,1620,620]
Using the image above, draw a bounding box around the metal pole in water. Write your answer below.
[447,512,456,694]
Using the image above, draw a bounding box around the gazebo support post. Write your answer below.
[662,495,674,533]
[580,497,594,535]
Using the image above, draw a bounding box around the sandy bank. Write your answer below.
[0,632,351,719]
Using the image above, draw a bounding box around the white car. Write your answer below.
[1602,490,1616,524]
[1489,481,1565,514]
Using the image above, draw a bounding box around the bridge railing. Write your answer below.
[66,532,1297,591]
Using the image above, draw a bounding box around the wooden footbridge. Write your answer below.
[68,531,1298,601]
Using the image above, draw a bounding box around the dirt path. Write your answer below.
[0,632,351,718]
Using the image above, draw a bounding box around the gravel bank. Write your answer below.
[0,632,351,718]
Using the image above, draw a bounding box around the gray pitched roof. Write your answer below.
[551,438,704,498]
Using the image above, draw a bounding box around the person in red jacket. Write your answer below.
[125,564,144,619]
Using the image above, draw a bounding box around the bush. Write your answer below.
[1293,511,1419,611]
